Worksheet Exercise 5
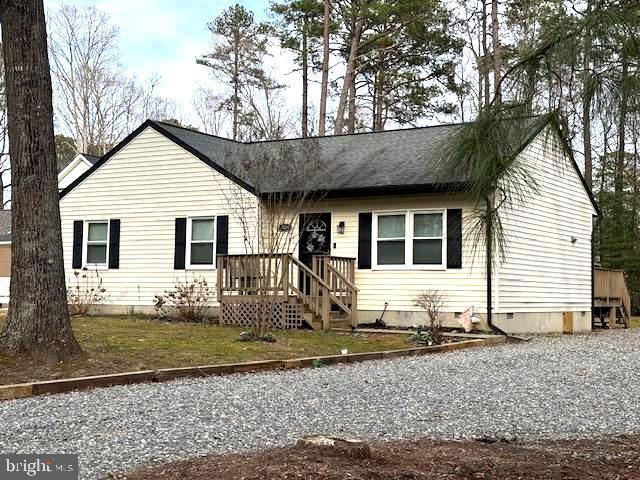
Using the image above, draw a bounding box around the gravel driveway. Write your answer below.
[2,330,639,479]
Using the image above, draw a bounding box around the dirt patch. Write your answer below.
[123,436,640,480]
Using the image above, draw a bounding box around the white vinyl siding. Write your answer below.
[496,126,596,314]
[60,127,258,307]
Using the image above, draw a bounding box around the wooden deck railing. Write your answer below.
[595,268,631,319]
[312,255,358,325]
[216,253,357,329]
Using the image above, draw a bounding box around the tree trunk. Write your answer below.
[301,16,309,138]
[373,53,385,131]
[0,0,82,361]
[632,129,638,235]
[318,0,331,136]
[481,0,490,108]
[615,51,629,213]
[582,0,594,189]
[491,0,502,105]
[334,15,364,135]
[347,69,356,133]
[232,30,240,141]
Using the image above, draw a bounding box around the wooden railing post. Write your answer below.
[282,254,290,298]
[351,287,358,328]
[322,258,330,330]
[322,285,330,330]
[216,256,223,301]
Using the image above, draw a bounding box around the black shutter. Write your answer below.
[358,212,372,269]
[72,220,83,269]
[174,218,187,270]
[108,219,121,269]
[447,209,463,269]
[216,215,229,255]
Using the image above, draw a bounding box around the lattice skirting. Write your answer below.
[220,298,305,329]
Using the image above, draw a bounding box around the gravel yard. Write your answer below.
[1,330,639,479]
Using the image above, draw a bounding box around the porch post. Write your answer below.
[322,286,330,331]
[351,291,358,328]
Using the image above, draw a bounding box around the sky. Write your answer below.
[43,0,303,128]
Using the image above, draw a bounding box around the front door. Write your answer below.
[299,213,331,292]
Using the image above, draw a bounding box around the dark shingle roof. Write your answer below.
[152,121,478,194]
[0,210,11,242]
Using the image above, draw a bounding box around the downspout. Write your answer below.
[486,194,508,336]
[592,214,599,328]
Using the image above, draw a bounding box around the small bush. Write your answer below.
[154,276,216,323]
[67,268,107,316]
[410,326,436,346]
[413,289,446,345]
[238,330,277,343]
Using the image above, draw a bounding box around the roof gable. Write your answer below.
[59,120,256,199]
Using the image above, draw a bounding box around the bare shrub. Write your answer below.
[221,139,326,340]
[413,289,446,345]
[67,268,107,316]
[154,276,216,323]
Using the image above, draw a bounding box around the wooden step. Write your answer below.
[311,318,349,331]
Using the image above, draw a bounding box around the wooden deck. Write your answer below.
[216,253,358,331]
[594,268,631,328]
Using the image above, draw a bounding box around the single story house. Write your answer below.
[58,115,599,334]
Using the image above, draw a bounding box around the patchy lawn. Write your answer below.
[124,435,640,480]
[629,316,640,328]
[0,316,411,386]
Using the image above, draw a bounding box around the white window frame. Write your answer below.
[372,209,446,270]
[186,216,216,270]
[83,220,109,269]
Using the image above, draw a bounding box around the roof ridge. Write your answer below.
[154,118,476,146]
[156,114,544,145]
[152,120,241,144]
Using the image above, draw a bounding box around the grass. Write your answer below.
[629,316,640,328]
[0,316,412,386]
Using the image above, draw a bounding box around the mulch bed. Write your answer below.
[124,435,640,479]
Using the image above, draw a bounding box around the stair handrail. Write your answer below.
[325,262,359,292]
[289,255,332,291]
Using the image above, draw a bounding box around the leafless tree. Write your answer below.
[0,0,82,361]
[48,4,124,154]
[138,74,180,123]
[192,87,230,136]
[239,71,296,141]
[218,139,326,338]
[48,4,178,154]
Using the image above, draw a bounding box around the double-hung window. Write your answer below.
[187,217,215,268]
[376,214,406,265]
[373,210,445,269]
[85,221,109,266]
